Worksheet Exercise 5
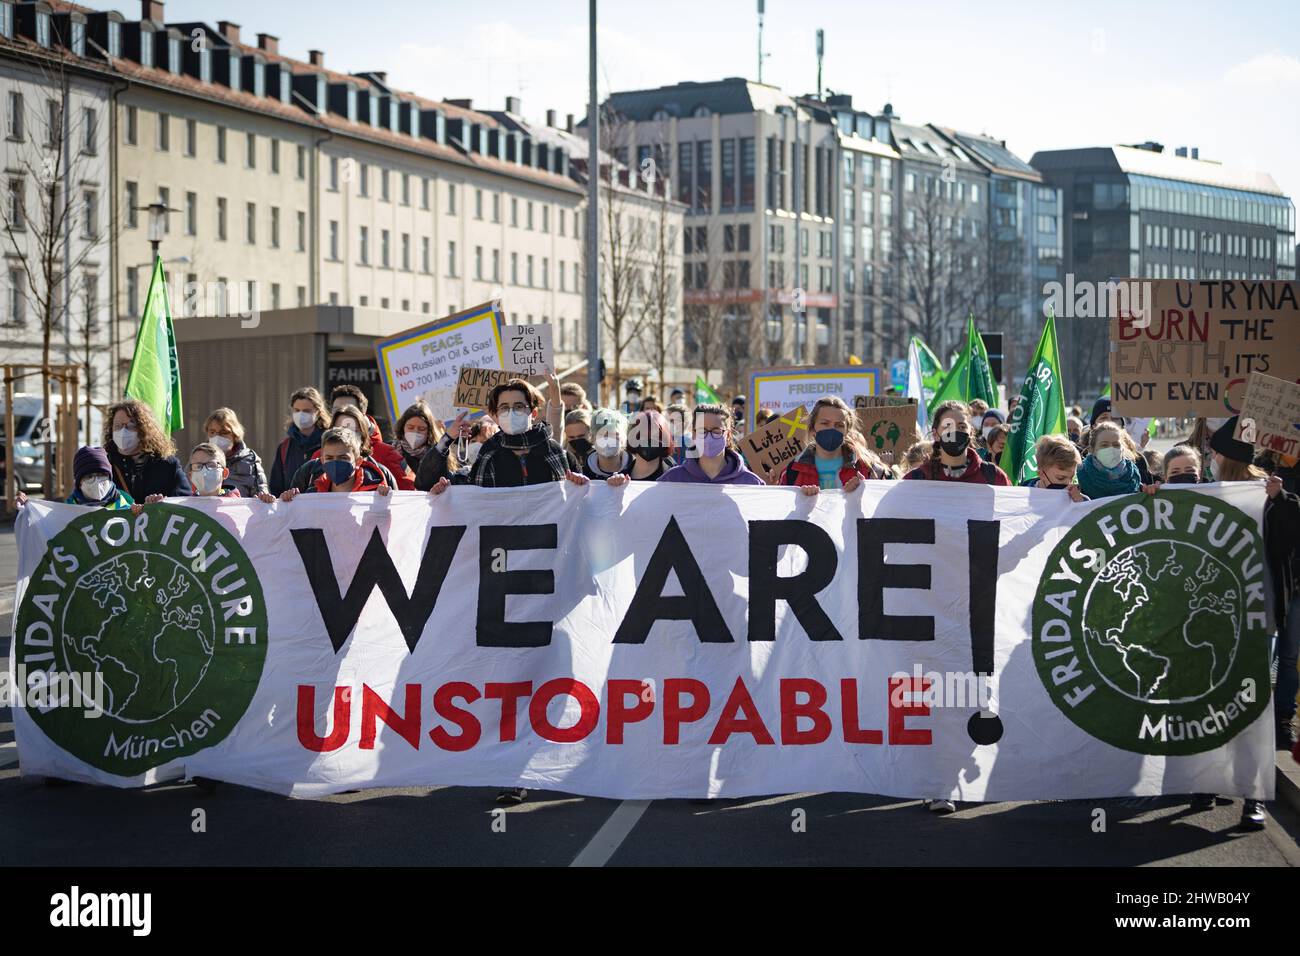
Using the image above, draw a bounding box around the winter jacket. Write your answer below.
[659,449,765,485]
[222,442,269,497]
[289,456,399,493]
[269,426,323,497]
[1264,488,1300,630]
[65,485,135,510]
[780,446,885,487]
[582,450,633,480]
[903,448,1011,485]
[105,445,191,499]
[365,419,415,489]
[307,459,390,494]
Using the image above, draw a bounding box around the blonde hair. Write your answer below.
[1215,456,1266,482]
[103,399,175,458]
[903,440,932,471]
[1034,434,1080,471]
[204,407,245,445]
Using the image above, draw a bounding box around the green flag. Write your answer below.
[910,335,945,405]
[125,256,183,432]
[930,316,997,408]
[694,375,722,406]
[999,313,1068,483]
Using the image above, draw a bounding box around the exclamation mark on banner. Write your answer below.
[966,520,1004,745]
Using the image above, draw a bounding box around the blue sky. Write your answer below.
[145,0,1300,201]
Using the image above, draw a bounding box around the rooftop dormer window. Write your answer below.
[253,62,264,98]
[0,4,12,41]
[36,10,50,47]
[140,29,153,66]
[369,93,378,128]
[278,71,290,104]
[315,76,325,114]
[228,52,241,91]
[71,20,85,55]
[168,36,180,73]
[692,105,710,117]
[107,21,121,56]
[346,88,357,122]
[199,47,210,82]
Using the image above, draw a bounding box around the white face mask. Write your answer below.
[982,426,995,442]
[292,411,315,430]
[1096,446,1123,469]
[80,477,112,501]
[113,427,138,454]
[500,410,532,435]
[594,435,622,457]
[463,442,482,466]
[210,434,233,453]
[404,429,427,449]
[190,465,223,495]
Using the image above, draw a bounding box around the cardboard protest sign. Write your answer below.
[748,365,882,431]
[738,406,808,482]
[854,396,921,464]
[502,324,554,377]
[374,301,504,421]
[1110,280,1300,417]
[453,366,518,412]
[1235,372,1300,461]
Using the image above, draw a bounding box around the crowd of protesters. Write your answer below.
[19,374,1299,826]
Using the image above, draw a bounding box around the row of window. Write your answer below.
[1141,262,1276,281]
[1144,223,1274,259]
[903,171,982,204]
[6,177,101,240]
[3,268,98,329]
[5,92,99,155]
[123,106,310,179]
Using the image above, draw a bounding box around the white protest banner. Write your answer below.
[502,324,554,377]
[1236,371,1300,461]
[747,365,883,431]
[374,301,504,422]
[10,483,1275,801]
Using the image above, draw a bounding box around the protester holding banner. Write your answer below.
[660,404,764,485]
[903,400,1010,486]
[328,402,412,489]
[615,410,676,482]
[415,412,494,489]
[1077,422,1152,500]
[280,428,391,499]
[142,442,256,503]
[977,408,1005,457]
[779,396,886,493]
[982,425,1008,463]
[1020,435,1087,502]
[582,408,633,480]
[203,407,268,498]
[269,387,331,497]
[901,440,931,475]
[664,403,689,465]
[1161,446,1203,484]
[290,404,399,492]
[562,408,594,461]
[103,399,191,501]
[393,401,442,476]
[65,445,134,510]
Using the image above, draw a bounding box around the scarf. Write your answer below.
[473,422,569,487]
[1077,454,1140,499]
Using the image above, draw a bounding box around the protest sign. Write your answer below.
[502,323,554,377]
[853,396,921,464]
[453,365,517,412]
[738,406,808,482]
[1236,371,1300,460]
[748,365,882,431]
[1110,280,1300,417]
[374,301,504,421]
[11,485,1274,800]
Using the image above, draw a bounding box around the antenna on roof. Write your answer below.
[816,29,824,99]
[757,0,770,83]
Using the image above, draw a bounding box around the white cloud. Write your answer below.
[1223,53,1300,89]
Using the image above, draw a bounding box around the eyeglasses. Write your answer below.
[189,462,221,473]
[497,402,531,414]
[697,427,725,439]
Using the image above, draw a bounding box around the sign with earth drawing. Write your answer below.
[13,505,267,777]
[853,396,921,465]
[1032,492,1271,756]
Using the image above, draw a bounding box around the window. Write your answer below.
[475,245,484,279]
[82,190,98,239]
[381,229,390,268]
[125,181,138,228]
[358,163,369,197]
[216,126,226,163]
[328,220,339,260]
[297,211,306,252]
[421,178,430,209]
[185,191,197,235]
[511,252,519,284]
[217,197,227,240]
[447,182,457,214]
[381,168,390,202]
[83,272,98,329]
[402,233,410,271]
[492,249,500,281]
[5,91,21,141]
[124,105,136,145]
[124,267,138,321]
[246,202,256,243]
[447,240,457,276]
[271,207,280,248]
[421,237,430,272]
[475,188,483,219]
[401,173,410,205]
[297,286,306,307]
[329,156,339,191]
[511,197,519,226]
[82,107,97,154]
[573,262,579,290]
[526,254,534,286]
[297,145,307,179]
[359,226,369,264]
[542,257,549,289]
[157,187,170,233]
[492,193,501,223]
[970,183,980,203]
[184,118,196,156]
[156,112,169,151]
[527,201,534,230]
[542,206,549,233]
[271,139,280,174]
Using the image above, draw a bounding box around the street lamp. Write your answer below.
[141,202,175,260]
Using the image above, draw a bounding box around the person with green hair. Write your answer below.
[581,407,633,480]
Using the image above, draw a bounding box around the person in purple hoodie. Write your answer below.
[659,404,765,485]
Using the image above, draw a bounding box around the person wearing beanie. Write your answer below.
[65,445,134,510]
[1090,396,1112,425]
[1186,415,1298,827]
[977,408,1007,461]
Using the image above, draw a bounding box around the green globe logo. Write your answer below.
[15,505,267,776]
[1032,493,1270,755]
[870,419,901,450]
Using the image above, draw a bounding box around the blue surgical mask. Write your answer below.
[815,428,845,453]
[323,459,355,486]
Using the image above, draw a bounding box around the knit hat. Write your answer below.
[1090,397,1111,424]
[981,408,1006,425]
[1209,416,1253,464]
[73,445,112,484]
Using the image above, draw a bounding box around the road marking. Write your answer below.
[569,800,651,868]
[0,741,17,768]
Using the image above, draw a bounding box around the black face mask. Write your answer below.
[569,438,593,459]
[938,431,970,457]
[630,445,670,461]
[1166,473,1199,485]
[1045,482,1069,490]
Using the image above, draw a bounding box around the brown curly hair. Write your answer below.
[103,399,175,458]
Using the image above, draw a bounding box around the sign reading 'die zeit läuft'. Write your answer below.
[1235,371,1300,460]
[374,301,505,422]
[738,406,808,481]
[748,365,882,431]
[502,324,554,377]
[9,485,1276,799]
[1109,280,1300,418]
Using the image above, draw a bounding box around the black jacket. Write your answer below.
[106,446,191,500]
[1264,488,1300,630]
[269,426,323,497]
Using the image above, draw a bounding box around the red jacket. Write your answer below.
[903,448,1011,485]
[780,447,884,487]
[312,429,414,489]
[311,459,389,494]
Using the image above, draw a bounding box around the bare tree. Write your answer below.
[680,221,732,385]
[637,171,678,393]
[0,51,112,495]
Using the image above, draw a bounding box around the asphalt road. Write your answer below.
[2,522,1299,867]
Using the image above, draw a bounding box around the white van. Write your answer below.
[0,393,103,491]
